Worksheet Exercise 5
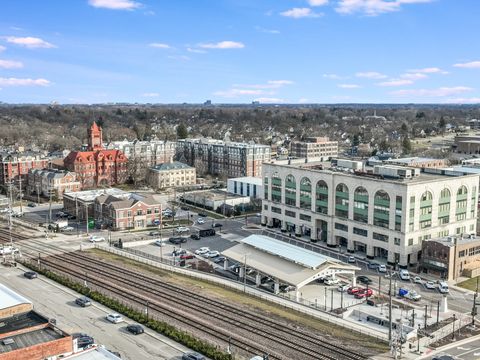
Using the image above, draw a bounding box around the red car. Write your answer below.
[354,288,373,299]
[347,286,362,295]
[180,254,195,260]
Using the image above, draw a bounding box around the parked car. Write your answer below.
[212,223,222,228]
[154,240,164,247]
[168,237,187,244]
[197,213,208,217]
[425,281,436,289]
[413,276,422,283]
[347,286,362,295]
[180,206,189,211]
[61,226,75,232]
[368,262,380,270]
[182,353,205,360]
[75,297,92,307]
[337,283,350,292]
[197,218,205,224]
[175,226,189,234]
[72,333,95,349]
[324,277,340,286]
[172,249,187,256]
[24,271,37,279]
[106,313,124,324]
[205,250,220,258]
[213,256,226,264]
[180,254,195,260]
[438,281,449,293]
[195,247,210,255]
[149,231,161,236]
[153,219,161,226]
[27,202,36,207]
[404,290,422,301]
[190,234,200,240]
[399,269,410,281]
[347,256,356,263]
[356,275,372,284]
[355,288,373,299]
[126,324,144,335]
[89,235,105,243]
[378,265,387,273]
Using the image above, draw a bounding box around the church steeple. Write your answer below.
[87,121,103,150]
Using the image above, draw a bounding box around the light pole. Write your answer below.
[243,254,248,292]
[417,324,421,353]
[452,313,456,340]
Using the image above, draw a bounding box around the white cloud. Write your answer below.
[391,86,473,97]
[400,72,427,80]
[338,84,361,88]
[254,97,285,103]
[0,59,23,69]
[198,41,244,49]
[407,67,445,74]
[215,80,293,98]
[336,0,434,16]
[0,45,5,52]
[453,61,480,69]
[280,8,322,18]
[4,36,56,48]
[0,77,50,86]
[88,0,141,10]
[323,73,343,79]
[233,80,293,89]
[187,47,207,54]
[378,79,414,86]
[267,80,294,87]
[255,26,280,34]
[355,71,387,79]
[308,0,329,6]
[149,43,170,49]
[298,98,310,103]
[446,97,480,104]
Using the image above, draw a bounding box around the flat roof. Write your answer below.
[385,157,442,164]
[228,176,262,186]
[0,311,48,335]
[241,234,335,269]
[183,189,249,201]
[65,346,122,359]
[63,188,130,202]
[0,328,63,353]
[0,283,32,313]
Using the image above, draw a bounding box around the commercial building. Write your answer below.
[421,235,480,281]
[290,137,338,161]
[227,176,263,199]
[107,138,176,166]
[94,193,161,230]
[0,284,73,360]
[261,160,479,268]
[147,161,196,190]
[384,157,446,169]
[0,151,50,188]
[181,190,250,211]
[26,169,81,200]
[176,138,271,178]
[453,134,480,154]
[64,122,128,188]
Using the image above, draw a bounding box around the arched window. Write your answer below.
[300,177,311,210]
[354,187,369,223]
[285,174,296,206]
[316,180,328,214]
[335,183,349,219]
[457,186,468,196]
[374,190,390,228]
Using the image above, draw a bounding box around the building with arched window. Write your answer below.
[262,162,479,268]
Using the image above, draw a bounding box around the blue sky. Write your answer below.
[0,0,479,104]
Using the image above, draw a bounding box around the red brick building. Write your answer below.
[0,151,50,188]
[64,122,128,188]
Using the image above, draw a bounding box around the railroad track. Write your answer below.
[18,242,367,360]
[0,228,30,243]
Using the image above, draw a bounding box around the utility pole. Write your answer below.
[36,183,40,204]
[48,189,53,223]
[243,254,248,292]
[424,304,428,329]
[472,277,479,327]
[85,204,89,235]
[389,269,393,344]
[18,175,23,215]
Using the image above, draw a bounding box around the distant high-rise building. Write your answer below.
[290,137,338,160]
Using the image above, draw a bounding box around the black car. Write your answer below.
[24,271,37,279]
[432,356,454,360]
[169,237,187,244]
[72,333,95,349]
[190,234,200,240]
[27,202,36,207]
[212,223,222,228]
[75,296,92,307]
[357,275,373,284]
[180,206,189,211]
[126,324,144,335]
[149,231,161,236]
[213,256,226,264]
[182,353,205,360]
[197,212,207,217]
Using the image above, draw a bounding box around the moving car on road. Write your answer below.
[75,297,92,307]
[89,235,105,243]
[197,218,205,224]
[347,256,356,263]
[378,265,387,273]
[24,271,37,279]
[190,234,200,240]
[126,324,144,335]
[212,223,222,228]
[106,313,124,324]
[356,275,372,284]
[182,353,205,360]
[175,226,189,234]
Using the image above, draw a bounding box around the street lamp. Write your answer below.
[243,254,248,292]
[417,324,421,353]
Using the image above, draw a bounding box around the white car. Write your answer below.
[89,235,105,243]
[0,246,19,255]
[175,226,189,234]
[206,250,220,258]
[425,281,436,289]
[405,290,422,301]
[61,226,75,232]
[347,256,356,263]
[195,247,210,255]
[105,313,124,324]
[378,265,387,273]
[413,276,422,284]
[154,239,164,246]
[197,218,205,224]
[337,283,350,292]
[324,277,340,286]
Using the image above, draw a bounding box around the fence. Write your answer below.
[422,315,472,347]
[95,244,388,341]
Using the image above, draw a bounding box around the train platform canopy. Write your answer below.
[222,234,360,289]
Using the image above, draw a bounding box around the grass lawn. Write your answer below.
[457,277,480,291]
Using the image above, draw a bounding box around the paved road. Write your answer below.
[0,266,189,360]
[422,336,480,359]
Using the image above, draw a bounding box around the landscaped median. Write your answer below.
[18,260,232,360]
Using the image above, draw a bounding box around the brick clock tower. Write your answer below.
[87,121,103,150]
